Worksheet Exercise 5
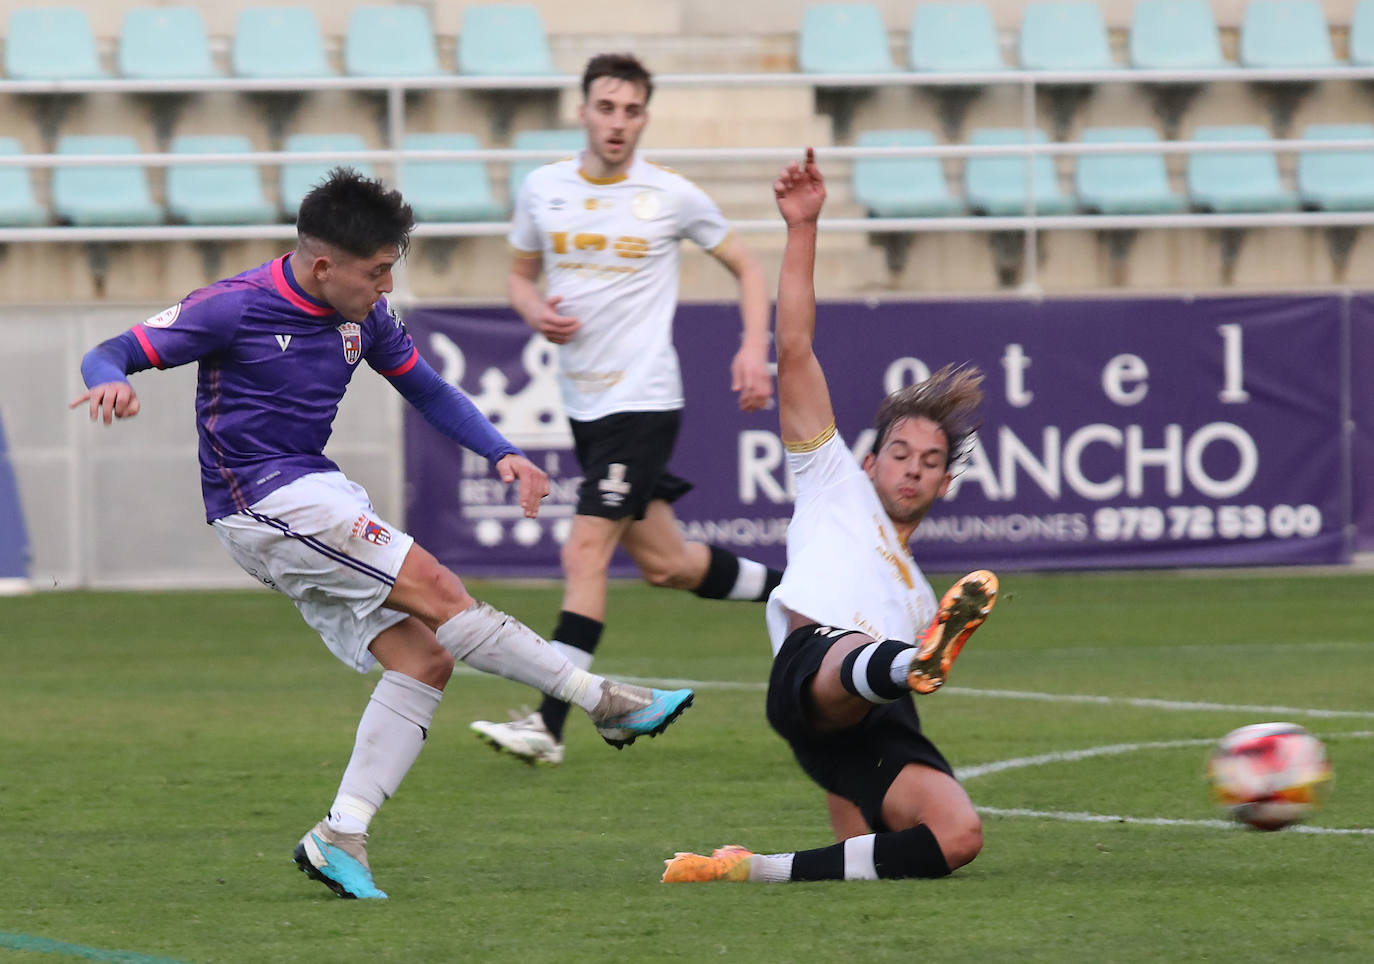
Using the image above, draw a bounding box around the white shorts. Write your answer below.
[212,471,415,673]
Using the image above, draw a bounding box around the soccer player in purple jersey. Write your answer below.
[70,168,694,900]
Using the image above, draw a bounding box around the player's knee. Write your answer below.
[937,815,983,871]
[414,646,455,689]
[561,535,609,579]
[637,558,680,588]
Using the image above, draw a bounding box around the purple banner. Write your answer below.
[404,296,1349,576]
[1352,294,1374,551]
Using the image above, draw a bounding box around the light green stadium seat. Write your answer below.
[507,129,585,202]
[167,136,275,225]
[280,134,373,217]
[52,136,162,226]
[346,5,440,77]
[0,139,45,226]
[1129,0,1228,69]
[119,7,217,79]
[908,2,1004,72]
[1239,0,1335,67]
[852,130,961,217]
[1019,1,1117,69]
[233,6,334,78]
[5,6,104,80]
[1186,125,1296,212]
[1297,124,1374,211]
[800,3,896,73]
[1352,0,1374,66]
[401,133,505,222]
[458,5,555,76]
[1075,127,1185,214]
[965,128,1074,216]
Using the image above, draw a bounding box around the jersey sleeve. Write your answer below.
[676,178,732,252]
[129,287,244,369]
[507,175,543,257]
[786,427,864,505]
[364,298,419,376]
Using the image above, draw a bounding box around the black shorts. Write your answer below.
[765,623,954,833]
[570,410,693,521]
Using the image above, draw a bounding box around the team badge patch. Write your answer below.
[143,303,181,328]
[338,322,362,365]
[352,514,392,545]
[631,190,661,220]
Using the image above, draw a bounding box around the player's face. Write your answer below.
[317,246,398,322]
[863,416,952,530]
[578,76,649,176]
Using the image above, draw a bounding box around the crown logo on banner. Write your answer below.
[428,332,573,449]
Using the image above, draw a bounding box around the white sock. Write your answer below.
[748,852,795,883]
[327,670,441,834]
[842,834,879,880]
[726,557,769,600]
[552,640,595,670]
[436,602,606,712]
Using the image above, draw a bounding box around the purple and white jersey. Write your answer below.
[128,254,417,521]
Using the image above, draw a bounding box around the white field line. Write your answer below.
[975,806,1374,836]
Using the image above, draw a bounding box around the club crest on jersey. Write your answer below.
[144,303,181,328]
[338,322,362,365]
[631,190,661,220]
[352,514,391,545]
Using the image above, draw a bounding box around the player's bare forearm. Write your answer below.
[507,264,548,330]
[716,237,774,410]
[773,150,834,444]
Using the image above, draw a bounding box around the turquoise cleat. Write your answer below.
[594,686,694,748]
[292,820,388,899]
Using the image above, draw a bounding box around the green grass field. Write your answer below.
[3,571,1372,963]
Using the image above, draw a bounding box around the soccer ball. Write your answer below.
[1207,722,1331,831]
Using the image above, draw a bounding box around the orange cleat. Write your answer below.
[661,844,754,883]
[908,570,998,694]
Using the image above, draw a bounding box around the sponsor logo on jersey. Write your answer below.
[549,197,566,210]
[631,190,661,220]
[143,304,181,328]
[338,322,362,365]
[352,514,392,545]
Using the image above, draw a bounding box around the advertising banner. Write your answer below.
[404,296,1348,576]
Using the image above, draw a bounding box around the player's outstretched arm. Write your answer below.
[773,148,834,446]
[70,332,150,424]
[70,382,140,424]
[494,452,550,518]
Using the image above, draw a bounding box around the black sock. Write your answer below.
[538,611,603,741]
[789,839,846,881]
[693,545,782,602]
[873,824,951,879]
[839,640,915,703]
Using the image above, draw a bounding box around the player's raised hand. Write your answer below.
[730,345,774,412]
[535,295,581,345]
[774,147,826,227]
[70,382,141,425]
[495,453,550,518]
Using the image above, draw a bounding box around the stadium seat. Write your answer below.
[1019,2,1116,70]
[908,2,1004,72]
[851,130,961,217]
[4,6,104,80]
[1239,0,1335,67]
[1351,0,1374,66]
[166,136,275,225]
[280,134,373,217]
[401,133,505,222]
[233,7,334,78]
[346,5,440,77]
[965,127,1074,216]
[1297,124,1374,210]
[1186,125,1297,211]
[52,136,162,226]
[507,129,585,202]
[0,139,45,226]
[1129,0,1228,68]
[800,3,896,73]
[118,7,217,79]
[457,5,555,75]
[1075,127,1185,213]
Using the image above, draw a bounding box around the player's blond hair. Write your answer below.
[871,364,984,467]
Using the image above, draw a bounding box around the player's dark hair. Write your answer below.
[296,167,414,259]
[871,364,984,467]
[581,52,653,103]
